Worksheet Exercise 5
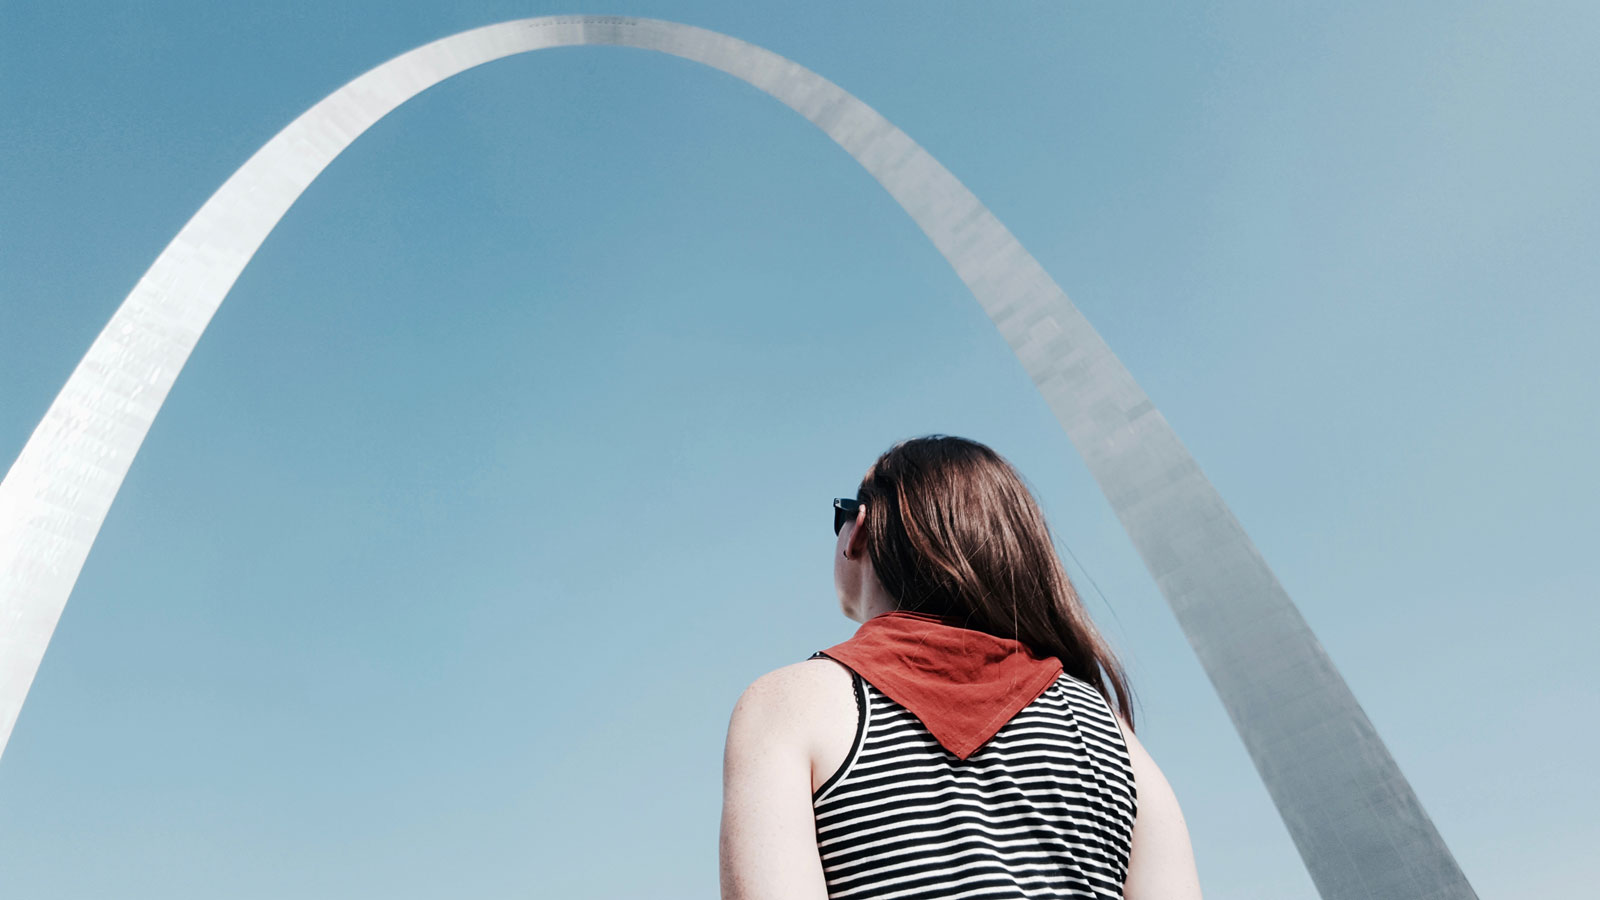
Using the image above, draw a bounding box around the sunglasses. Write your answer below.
[833,497,861,535]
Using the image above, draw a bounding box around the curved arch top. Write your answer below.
[0,15,1473,899]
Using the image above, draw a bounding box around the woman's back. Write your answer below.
[717,437,1198,899]
[809,650,1137,899]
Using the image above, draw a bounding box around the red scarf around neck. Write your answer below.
[816,609,1064,760]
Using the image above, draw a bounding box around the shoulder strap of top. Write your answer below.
[808,650,864,714]
[808,650,868,803]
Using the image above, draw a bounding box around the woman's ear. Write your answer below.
[848,504,868,558]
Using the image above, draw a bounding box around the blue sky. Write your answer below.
[2,1,1596,897]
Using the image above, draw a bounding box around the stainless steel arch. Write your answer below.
[0,14,1474,899]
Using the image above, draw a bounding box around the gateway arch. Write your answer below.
[0,15,1475,899]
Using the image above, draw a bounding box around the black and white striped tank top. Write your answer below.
[808,650,1138,899]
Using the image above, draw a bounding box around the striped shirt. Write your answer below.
[809,650,1138,899]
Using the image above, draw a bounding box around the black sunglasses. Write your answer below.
[833,497,861,535]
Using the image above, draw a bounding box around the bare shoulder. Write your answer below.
[729,657,859,796]
[1115,714,1204,900]
[1114,713,1150,767]
[733,656,855,720]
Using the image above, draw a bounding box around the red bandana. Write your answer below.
[816,609,1064,760]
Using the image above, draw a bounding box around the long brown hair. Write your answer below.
[855,434,1136,730]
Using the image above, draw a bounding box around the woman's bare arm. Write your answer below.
[719,665,832,900]
[1118,715,1203,900]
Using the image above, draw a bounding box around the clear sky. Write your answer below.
[2,2,1596,898]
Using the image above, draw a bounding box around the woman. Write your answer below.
[720,435,1202,899]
